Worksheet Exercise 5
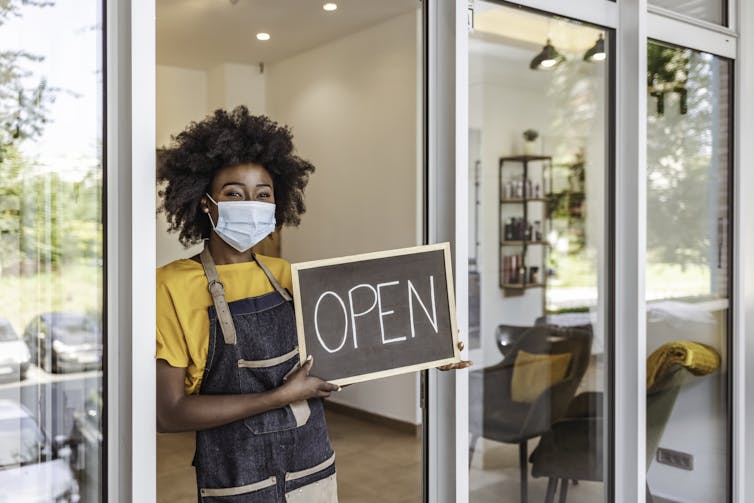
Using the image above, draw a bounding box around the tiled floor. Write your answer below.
[469,438,604,502]
[157,397,604,503]
[156,407,422,503]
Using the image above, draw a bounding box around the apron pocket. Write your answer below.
[200,476,277,503]
[243,405,309,435]
[239,349,311,434]
[285,473,338,503]
[284,454,338,503]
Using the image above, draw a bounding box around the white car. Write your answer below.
[0,400,80,502]
[0,318,31,382]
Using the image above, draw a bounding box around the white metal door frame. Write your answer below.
[106,0,157,501]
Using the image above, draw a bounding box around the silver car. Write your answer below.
[0,318,31,382]
[23,313,102,374]
[0,400,80,502]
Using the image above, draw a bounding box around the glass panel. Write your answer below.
[0,1,104,502]
[645,41,730,502]
[650,0,727,25]
[468,3,610,501]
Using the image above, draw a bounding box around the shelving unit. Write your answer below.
[498,155,552,296]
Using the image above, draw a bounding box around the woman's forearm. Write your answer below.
[157,389,287,433]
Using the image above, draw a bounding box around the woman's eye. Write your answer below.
[257,192,271,199]
[226,191,243,198]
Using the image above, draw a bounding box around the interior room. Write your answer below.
[156,1,424,502]
[466,3,729,503]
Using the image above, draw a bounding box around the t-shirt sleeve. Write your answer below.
[155,271,190,368]
[279,259,293,292]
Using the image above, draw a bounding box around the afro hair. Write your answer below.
[157,106,315,246]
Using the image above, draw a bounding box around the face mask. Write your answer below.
[205,194,276,252]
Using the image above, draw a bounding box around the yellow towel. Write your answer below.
[646,341,720,392]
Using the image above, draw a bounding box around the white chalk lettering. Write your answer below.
[376,281,405,344]
[348,284,378,349]
[314,291,349,353]
[407,276,438,338]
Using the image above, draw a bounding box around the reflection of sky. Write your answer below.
[0,1,101,181]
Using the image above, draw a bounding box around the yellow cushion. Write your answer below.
[646,341,720,392]
[511,350,572,403]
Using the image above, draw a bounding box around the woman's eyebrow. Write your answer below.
[256,183,272,188]
[220,181,244,188]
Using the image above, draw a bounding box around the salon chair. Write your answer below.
[529,341,721,503]
[469,326,592,503]
[494,324,531,358]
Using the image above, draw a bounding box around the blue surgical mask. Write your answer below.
[205,194,276,252]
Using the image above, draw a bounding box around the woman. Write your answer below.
[156,106,469,502]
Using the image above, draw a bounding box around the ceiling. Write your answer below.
[473,2,604,55]
[157,0,420,70]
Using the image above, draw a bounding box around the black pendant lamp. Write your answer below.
[529,38,565,70]
[583,34,606,62]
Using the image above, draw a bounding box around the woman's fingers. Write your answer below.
[303,355,314,374]
[437,360,473,371]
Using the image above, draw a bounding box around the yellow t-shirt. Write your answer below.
[156,255,293,395]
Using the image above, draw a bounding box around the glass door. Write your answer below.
[465,3,612,501]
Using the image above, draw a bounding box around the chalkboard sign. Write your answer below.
[291,243,460,386]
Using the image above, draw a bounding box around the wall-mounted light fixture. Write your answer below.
[583,34,606,62]
[529,39,565,70]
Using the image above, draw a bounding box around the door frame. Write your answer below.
[106,0,157,501]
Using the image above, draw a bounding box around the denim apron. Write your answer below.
[194,246,337,502]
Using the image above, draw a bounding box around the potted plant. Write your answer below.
[523,129,539,155]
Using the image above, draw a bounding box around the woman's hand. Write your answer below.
[437,341,473,371]
[278,356,340,403]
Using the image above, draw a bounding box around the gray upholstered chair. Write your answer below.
[529,341,721,503]
[469,326,592,503]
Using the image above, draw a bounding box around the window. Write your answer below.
[0,1,105,502]
[645,40,731,502]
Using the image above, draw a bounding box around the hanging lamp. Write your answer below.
[529,38,564,70]
[583,34,606,62]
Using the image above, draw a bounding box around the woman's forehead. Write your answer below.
[212,163,273,186]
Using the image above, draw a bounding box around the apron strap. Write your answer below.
[200,245,237,345]
[252,252,293,302]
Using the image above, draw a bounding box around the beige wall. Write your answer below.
[266,10,422,424]
[156,65,208,266]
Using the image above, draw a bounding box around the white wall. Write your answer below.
[156,65,208,149]
[156,65,208,266]
[156,63,266,267]
[208,63,266,116]
[469,51,553,367]
[266,11,422,424]
[468,48,607,367]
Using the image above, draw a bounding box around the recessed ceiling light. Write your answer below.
[256,32,270,41]
[323,2,337,11]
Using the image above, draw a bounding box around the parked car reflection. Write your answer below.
[0,399,80,502]
[23,313,102,374]
[0,318,31,382]
[69,389,102,503]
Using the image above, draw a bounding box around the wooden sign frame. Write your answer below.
[291,242,460,386]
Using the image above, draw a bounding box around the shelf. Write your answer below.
[500,197,548,203]
[501,283,546,290]
[500,155,552,162]
[501,240,549,246]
